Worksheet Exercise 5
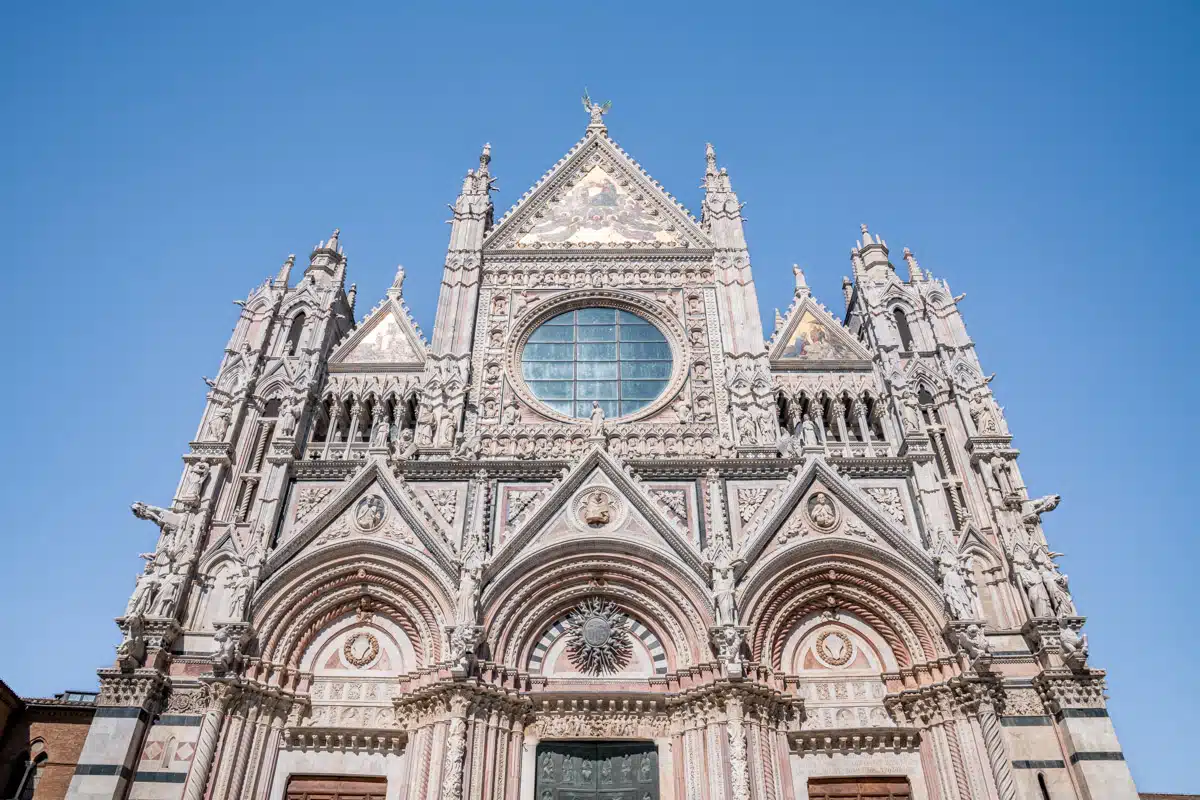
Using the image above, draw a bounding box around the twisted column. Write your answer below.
[440,696,470,800]
[978,701,1017,800]
[221,695,261,799]
[181,684,233,800]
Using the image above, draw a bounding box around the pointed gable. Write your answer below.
[329,297,426,371]
[485,131,711,251]
[768,293,873,367]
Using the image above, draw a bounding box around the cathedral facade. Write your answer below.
[66,105,1137,800]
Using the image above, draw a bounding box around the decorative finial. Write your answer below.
[347,282,357,310]
[581,88,612,131]
[479,143,491,174]
[391,264,406,292]
[902,247,923,281]
[705,142,717,178]
[859,223,872,246]
[792,264,808,295]
[276,254,295,284]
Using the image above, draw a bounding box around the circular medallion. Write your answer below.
[815,630,853,667]
[343,631,380,668]
[354,495,387,532]
[570,486,626,532]
[582,617,613,648]
[805,492,839,531]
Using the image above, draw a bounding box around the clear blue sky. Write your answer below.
[1,1,1195,791]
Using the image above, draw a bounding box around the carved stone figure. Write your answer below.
[1033,546,1076,617]
[1012,545,1054,618]
[935,543,976,620]
[955,623,991,666]
[583,491,612,526]
[371,417,390,447]
[800,413,818,446]
[1022,494,1061,526]
[178,462,210,508]
[588,401,606,438]
[204,404,231,441]
[115,615,145,670]
[416,404,435,445]
[224,566,254,620]
[126,569,159,616]
[355,495,387,531]
[806,493,837,530]
[435,407,458,448]
[1060,621,1088,669]
[735,408,757,444]
[969,389,1000,435]
[502,398,520,425]
[213,625,238,673]
[451,432,481,461]
[708,548,741,626]
[898,388,921,433]
[392,428,418,460]
[278,396,299,437]
[153,564,186,618]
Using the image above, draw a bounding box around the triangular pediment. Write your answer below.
[263,460,457,581]
[329,297,426,371]
[485,132,711,251]
[739,458,934,578]
[487,448,704,579]
[768,294,872,367]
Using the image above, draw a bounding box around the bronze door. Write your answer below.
[808,776,912,800]
[285,775,387,800]
[535,742,659,800]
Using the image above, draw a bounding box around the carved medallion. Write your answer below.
[815,630,854,667]
[571,487,625,532]
[354,496,387,532]
[343,632,380,668]
[565,599,633,675]
[805,492,839,531]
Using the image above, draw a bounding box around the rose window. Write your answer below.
[520,307,672,419]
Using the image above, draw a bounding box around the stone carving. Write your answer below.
[450,431,481,460]
[1021,494,1061,526]
[649,489,687,527]
[1060,621,1088,669]
[427,489,458,525]
[354,495,387,532]
[223,565,254,620]
[294,487,334,523]
[1034,546,1076,617]
[589,400,607,438]
[969,389,1001,435]
[705,546,743,627]
[1012,545,1054,618]
[801,413,818,446]
[343,632,380,667]
[204,404,231,441]
[710,625,746,667]
[164,686,208,715]
[865,487,905,524]
[953,623,991,668]
[371,418,390,447]
[934,539,977,621]
[455,554,483,626]
[392,429,418,461]
[816,630,854,667]
[212,625,239,673]
[736,488,770,524]
[115,615,145,670]
[806,492,838,531]
[277,396,299,438]
[533,713,670,739]
[153,564,188,618]
[565,598,633,675]
[583,491,612,526]
[502,397,520,425]
[505,488,546,527]
[178,462,210,509]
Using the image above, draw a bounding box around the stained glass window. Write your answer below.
[521,308,672,419]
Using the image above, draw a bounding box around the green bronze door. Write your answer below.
[535,741,659,800]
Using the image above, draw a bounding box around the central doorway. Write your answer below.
[535,741,659,799]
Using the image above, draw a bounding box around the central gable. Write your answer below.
[485,133,711,251]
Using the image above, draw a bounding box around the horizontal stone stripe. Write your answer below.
[133,770,189,783]
[156,714,203,726]
[1070,751,1124,763]
[74,764,133,779]
[93,706,148,720]
[1057,708,1109,719]
[1001,715,1053,727]
[1012,760,1065,770]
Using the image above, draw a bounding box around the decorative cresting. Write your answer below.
[564,598,634,674]
[742,552,950,672]
[252,552,453,670]
[506,289,690,425]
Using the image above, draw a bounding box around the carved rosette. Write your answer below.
[565,598,633,675]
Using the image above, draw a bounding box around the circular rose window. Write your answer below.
[520,307,672,419]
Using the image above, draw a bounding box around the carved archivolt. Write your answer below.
[486,552,711,670]
[742,552,949,670]
[253,551,452,669]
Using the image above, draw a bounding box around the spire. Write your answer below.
[902,247,925,282]
[792,264,809,297]
[705,142,718,179]
[347,283,357,312]
[307,227,346,280]
[859,223,872,247]
[774,307,784,331]
[275,254,295,286]
[479,142,491,175]
[853,223,891,277]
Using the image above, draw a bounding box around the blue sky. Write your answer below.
[1,1,1196,791]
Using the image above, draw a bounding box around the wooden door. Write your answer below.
[808,776,912,800]
[535,741,659,799]
[285,775,387,800]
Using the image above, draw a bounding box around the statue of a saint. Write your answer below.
[1034,546,1076,616]
[153,564,186,617]
[583,491,611,526]
[588,401,606,438]
[709,548,741,627]
[205,405,231,441]
[1012,546,1054,618]
[179,462,210,508]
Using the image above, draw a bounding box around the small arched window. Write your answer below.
[285,312,307,356]
[893,308,915,351]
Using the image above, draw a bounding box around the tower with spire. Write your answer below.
[65,102,1137,800]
